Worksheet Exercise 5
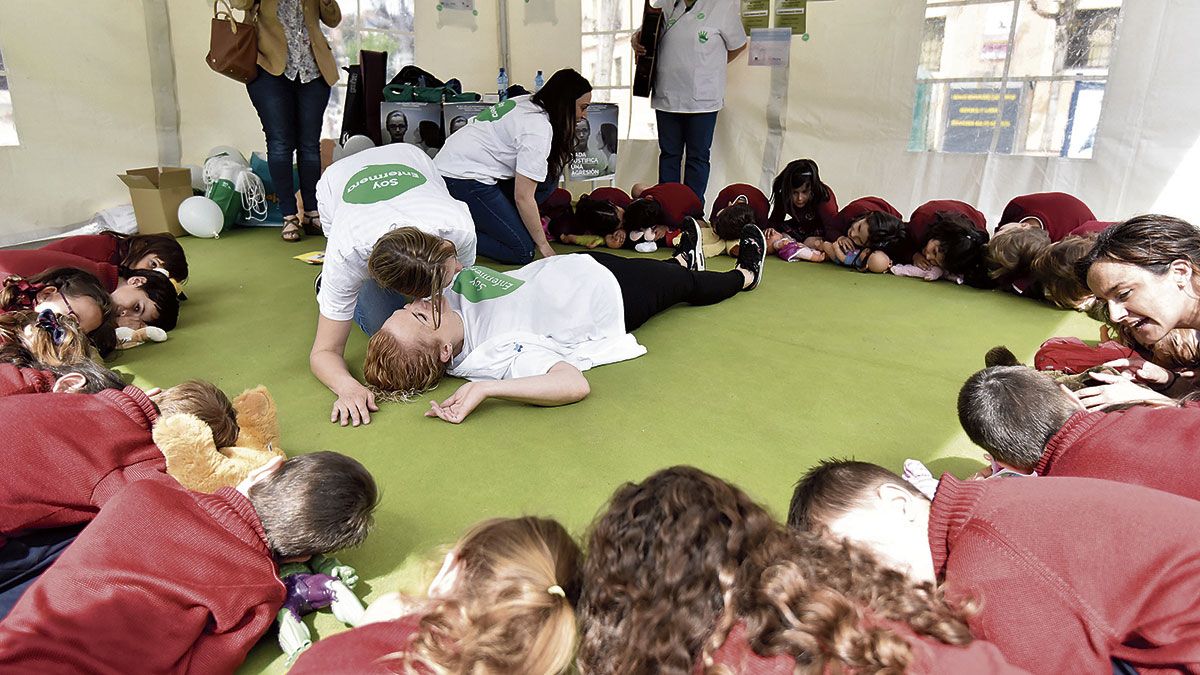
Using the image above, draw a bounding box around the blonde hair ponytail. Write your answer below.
[391,517,582,675]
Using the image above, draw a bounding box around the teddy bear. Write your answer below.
[151,385,287,493]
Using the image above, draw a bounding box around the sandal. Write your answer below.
[302,210,324,237]
[281,215,303,242]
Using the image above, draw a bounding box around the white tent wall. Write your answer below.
[0,0,160,245]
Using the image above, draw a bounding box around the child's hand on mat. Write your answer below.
[332,382,379,426]
[1074,371,1171,411]
[1102,357,1175,388]
[538,243,558,259]
[426,382,488,424]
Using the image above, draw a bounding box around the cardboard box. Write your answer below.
[119,167,193,237]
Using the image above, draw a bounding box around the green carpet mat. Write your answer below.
[108,227,1097,673]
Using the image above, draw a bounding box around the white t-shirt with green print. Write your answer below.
[435,96,554,184]
[315,143,476,322]
[446,255,647,381]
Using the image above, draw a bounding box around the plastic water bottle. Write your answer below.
[534,70,545,93]
[497,68,509,101]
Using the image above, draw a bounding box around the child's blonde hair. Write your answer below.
[1032,234,1097,309]
[0,310,97,367]
[392,517,581,675]
[155,380,240,448]
[986,227,1051,284]
[368,227,457,330]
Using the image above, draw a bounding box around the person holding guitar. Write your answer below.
[634,0,748,205]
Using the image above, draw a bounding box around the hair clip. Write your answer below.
[547,585,566,598]
[36,309,66,346]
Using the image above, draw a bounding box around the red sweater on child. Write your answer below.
[0,385,171,547]
[40,234,122,266]
[710,183,770,225]
[836,196,903,234]
[906,199,987,244]
[0,482,286,674]
[996,192,1096,242]
[0,363,56,396]
[0,248,119,291]
[291,614,429,674]
[1035,406,1200,501]
[589,186,633,209]
[1070,219,1114,237]
[929,474,1200,673]
[640,182,704,228]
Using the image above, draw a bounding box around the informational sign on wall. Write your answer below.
[567,103,619,181]
[741,0,770,31]
[942,84,1023,154]
[775,0,807,34]
[439,0,475,11]
[749,28,791,67]
[380,101,444,158]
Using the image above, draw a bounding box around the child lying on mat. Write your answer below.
[0,452,378,674]
[0,379,240,617]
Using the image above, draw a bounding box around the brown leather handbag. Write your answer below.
[207,0,259,83]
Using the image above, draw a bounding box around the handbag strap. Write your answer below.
[213,0,257,28]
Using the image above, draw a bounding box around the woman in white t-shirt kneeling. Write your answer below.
[309,142,476,427]
[436,69,592,265]
[361,220,769,423]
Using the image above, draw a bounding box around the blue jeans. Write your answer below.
[444,176,558,265]
[354,279,408,336]
[246,67,331,217]
[0,525,82,619]
[656,110,719,205]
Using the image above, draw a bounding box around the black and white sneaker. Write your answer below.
[736,224,767,291]
[671,216,706,271]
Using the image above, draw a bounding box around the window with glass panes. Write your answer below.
[909,0,1123,159]
[321,0,416,140]
[581,0,657,140]
[0,44,18,146]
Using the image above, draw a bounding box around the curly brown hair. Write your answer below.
[1032,234,1097,309]
[736,527,977,673]
[577,466,779,675]
[389,516,582,674]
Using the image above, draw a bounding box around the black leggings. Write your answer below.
[583,252,744,331]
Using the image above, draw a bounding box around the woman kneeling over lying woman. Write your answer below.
[362,223,767,423]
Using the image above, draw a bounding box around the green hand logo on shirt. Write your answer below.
[698,30,709,43]
[475,99,517,123]
[453,266,525,302]
[342,164,428,204]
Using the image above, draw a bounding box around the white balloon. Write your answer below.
[207,145,248,167]
[184,164,205,192]
[333,135,375,162]
[177,196,224,239]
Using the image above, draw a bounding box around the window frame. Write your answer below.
[911,0,1124,158]
[581,0,655,141]
[323,0,417,140]
[0,44,18,147]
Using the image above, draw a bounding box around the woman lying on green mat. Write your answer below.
[362,223,767,423]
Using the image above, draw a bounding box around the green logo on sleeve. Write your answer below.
[475,99,517,122]
[452,266,525,302]
[342,164,428,204]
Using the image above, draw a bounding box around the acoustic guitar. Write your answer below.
[632,1,665,98]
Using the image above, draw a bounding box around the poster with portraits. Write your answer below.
[567,102,618,181]
[380,101,444,158]
[441,102,494,139]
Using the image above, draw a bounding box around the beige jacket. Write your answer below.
[229,0,342,86]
